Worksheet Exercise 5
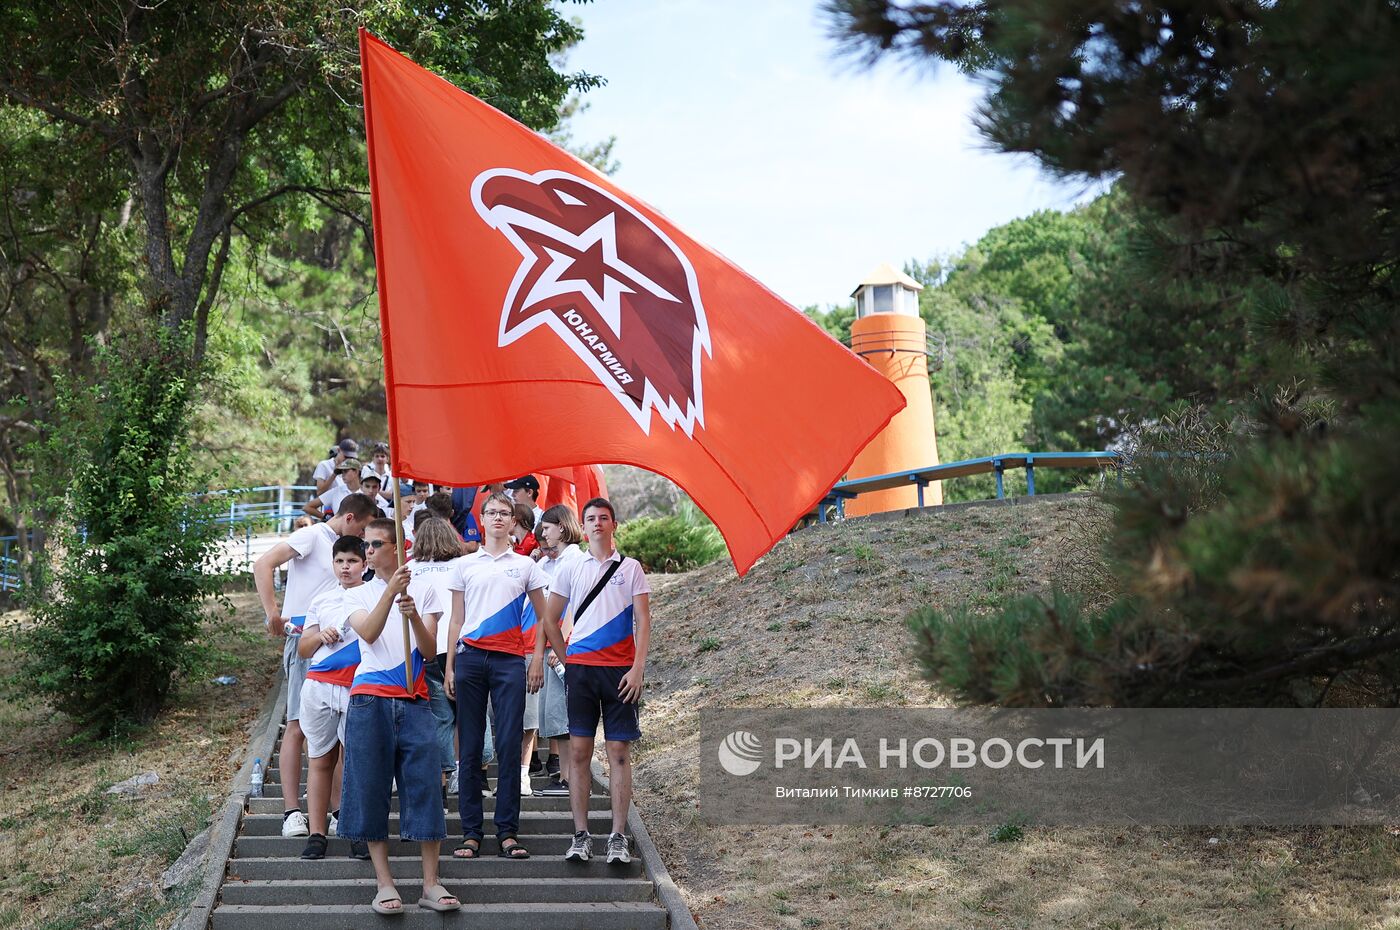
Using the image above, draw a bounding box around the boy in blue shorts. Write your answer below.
[336,518,459,915]
[538,497,651,865]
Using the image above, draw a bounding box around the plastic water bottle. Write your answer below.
[250,758,264,798]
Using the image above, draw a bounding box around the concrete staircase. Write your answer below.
[211,728,670,928]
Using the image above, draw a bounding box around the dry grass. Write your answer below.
[0,593,277,930]
[632,495,1400,930]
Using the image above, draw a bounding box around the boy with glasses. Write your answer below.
[336,518,459,914]
[444,492,549,860]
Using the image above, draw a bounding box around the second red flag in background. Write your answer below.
[360,30,905,575]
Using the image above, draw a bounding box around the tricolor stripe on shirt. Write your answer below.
[307,641,361,687]
[553,550,650,667]
[448,548,546,655]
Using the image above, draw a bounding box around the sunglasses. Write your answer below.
[366,539,390,549]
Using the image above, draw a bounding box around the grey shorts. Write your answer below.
[540,660,569,740]
[283,634,310,723]
[523,657,541,732]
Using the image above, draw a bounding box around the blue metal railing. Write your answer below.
[808,451,1122,522]
[205,484,318,534]
[0,529,41,593]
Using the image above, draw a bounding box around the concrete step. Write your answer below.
[272,750,557,768]
[241,811,614,836]
[270,755,517,776]
[234,835,580,858]
[211,902,667,930]
[246,795,606,815]
[227,856,644,881]
[253,784,597,801]
[266,764,511,777]
[264,768,573,786]
[219,877,654,906]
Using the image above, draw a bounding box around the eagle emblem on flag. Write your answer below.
[471,168,712,437]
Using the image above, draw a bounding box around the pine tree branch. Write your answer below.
[1186,629,1400,693]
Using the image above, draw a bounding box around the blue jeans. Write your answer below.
[423,658,456,773]
[455,644,525,839]
[339,694,446,842]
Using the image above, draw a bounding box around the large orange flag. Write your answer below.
[360,31,905,574]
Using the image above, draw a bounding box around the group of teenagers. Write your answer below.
[252,443,651,916]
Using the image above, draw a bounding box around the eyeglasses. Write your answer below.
[366,539,390,549]
[482,509,513,520]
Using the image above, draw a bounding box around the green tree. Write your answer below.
[0,1,598,728]
[804,301,856,344]
[10,331,228,734]
[0,107,141,541]
[919,280,1040,500]
[835,0,1400,706]
[0,1,599,363]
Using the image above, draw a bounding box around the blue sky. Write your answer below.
[562,0,1104,310]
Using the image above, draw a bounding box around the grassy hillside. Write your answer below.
[633,495,1400,930]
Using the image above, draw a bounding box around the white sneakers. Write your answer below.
[565,831,592,861]
[447,764,459,797]
[566,831,630,864]
[606,832,631,864]
[327,812,338,837]
[520,765,533,798]
[282,809,310,837]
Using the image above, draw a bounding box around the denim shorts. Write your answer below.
[566,664,641,743]
[338,694,446,842]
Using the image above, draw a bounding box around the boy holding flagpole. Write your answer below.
[334,513,460,914]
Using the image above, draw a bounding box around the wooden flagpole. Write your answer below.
[391,477,411,693]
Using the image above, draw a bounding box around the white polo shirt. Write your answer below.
[447,547,547,655]
[523,544,586,647]
[303,586,361,687]
[553,549,649,667]
[281,522,340,630]
[340,576,441,699]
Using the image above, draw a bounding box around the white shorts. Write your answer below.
[299,678,350,759]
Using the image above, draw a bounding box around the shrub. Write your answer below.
[909,403,1400,707]
[615,499,726,573]
[6,332,227,736]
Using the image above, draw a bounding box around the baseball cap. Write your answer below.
[337,438,359,455]
[504,475,540,492]
[337,458,362,473]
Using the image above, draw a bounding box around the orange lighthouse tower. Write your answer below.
[845,263,941,515]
